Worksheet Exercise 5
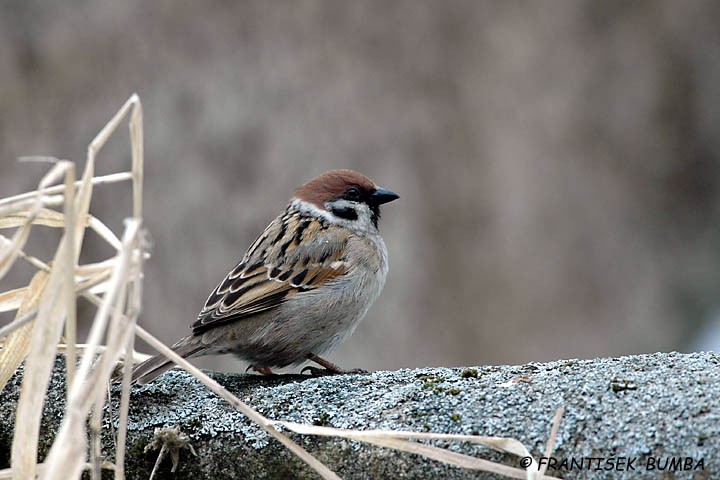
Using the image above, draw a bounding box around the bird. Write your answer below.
[131,169,399,384]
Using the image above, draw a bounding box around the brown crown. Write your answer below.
[293,169,376,208]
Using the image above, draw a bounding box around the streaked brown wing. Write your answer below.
[191,211,349,335]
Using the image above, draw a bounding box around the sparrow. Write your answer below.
[131,169,398,384]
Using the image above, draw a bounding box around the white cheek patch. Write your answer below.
[291,198,334,222]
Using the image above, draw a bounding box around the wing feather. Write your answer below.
[192,210,349,335]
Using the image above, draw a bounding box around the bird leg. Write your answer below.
[301,353,369,376]
[245,365,274,375]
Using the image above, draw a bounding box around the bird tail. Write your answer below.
[130,339,204,385]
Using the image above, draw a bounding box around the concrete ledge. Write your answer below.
[0,351,717,479]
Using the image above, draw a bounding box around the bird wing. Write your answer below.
[191,210,350,335]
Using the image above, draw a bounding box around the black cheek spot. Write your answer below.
[330,206,358,221]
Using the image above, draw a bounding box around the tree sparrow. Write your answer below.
[132,169,398,384]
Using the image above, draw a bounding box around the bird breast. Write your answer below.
[249,231,388,358]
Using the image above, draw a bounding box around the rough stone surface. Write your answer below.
[0,352,717,479]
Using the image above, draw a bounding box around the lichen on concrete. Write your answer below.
[1,352,719,478]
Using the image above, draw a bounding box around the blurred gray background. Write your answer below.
[2,1,720,372]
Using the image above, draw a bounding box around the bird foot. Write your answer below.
[245,365,274,375]
[302,353,369,375]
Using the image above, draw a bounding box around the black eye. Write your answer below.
[344,186,361,200]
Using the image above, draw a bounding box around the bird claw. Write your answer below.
[301,365,369,376]
[301,366,332,376]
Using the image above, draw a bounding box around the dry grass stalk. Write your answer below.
[63,163,77,398]
[274,414,565,480]
[114,218,144,480]
[10,160,84,479]
[40,89,146,478]
[0,95,145,480]
[0,272,49,390]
